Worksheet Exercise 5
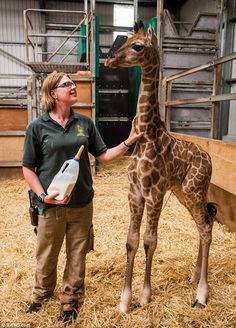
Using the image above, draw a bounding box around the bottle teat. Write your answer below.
[74,145,84,160]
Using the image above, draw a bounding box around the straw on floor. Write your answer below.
[0,158,235,328]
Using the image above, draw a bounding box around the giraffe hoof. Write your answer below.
[119,302,129,314]
[192,299,206,308]
[188,277,199,285]
[133,302,141,309]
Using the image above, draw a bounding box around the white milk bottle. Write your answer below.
[47,145,84,200]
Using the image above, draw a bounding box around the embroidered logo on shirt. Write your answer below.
[77,125,86,137]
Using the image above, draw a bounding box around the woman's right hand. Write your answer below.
[44,192,71,205]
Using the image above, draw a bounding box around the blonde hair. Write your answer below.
[41,71,67,112]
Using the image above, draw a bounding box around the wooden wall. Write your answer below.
[0,107,27,166]
[0,71,93,168]
[172,132,236,232]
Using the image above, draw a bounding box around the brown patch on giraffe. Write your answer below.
[143,83,156,92]
[146,146,156,160]
[162,133,171,147]
[152,169,160,184]
[147,123,158,137]
[142,175,152,189]
[194,157,201,168]
[149,94,156,106]
[142,78,152,84]
[140,110,153,123]
[145,69,158,79]
[129,172,138,185]
[153,115,159,124]
[150,186,159,199]
[140,159,153,173]
[144,64,154,73]
[139,95,149,103]
[156,177,166,192]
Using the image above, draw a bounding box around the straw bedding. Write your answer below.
[0,158,236,328]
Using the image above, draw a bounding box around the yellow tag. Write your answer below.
[77,125,85,137]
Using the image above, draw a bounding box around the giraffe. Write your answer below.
[105,21,216,313]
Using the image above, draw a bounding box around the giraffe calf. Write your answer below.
[106,20,216,313]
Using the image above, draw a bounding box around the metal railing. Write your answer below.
[23,8,93,71]
[161,52,236,139]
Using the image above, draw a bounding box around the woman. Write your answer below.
[22,71,143,324]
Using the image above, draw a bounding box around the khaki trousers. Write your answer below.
[33,202,93,311]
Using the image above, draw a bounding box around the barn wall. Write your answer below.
[180,0,217,22]
[0,0,39,88]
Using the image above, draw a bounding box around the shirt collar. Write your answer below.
[42,110,77,122]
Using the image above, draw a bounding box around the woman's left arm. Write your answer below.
[97,116,143,164]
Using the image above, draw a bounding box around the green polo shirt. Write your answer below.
[22,111,107,208]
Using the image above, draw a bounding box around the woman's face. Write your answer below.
[51,75,78,107]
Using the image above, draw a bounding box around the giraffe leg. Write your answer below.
[190,240,202,285]
[193,239,211,307]
[120,193,144,313]
[192,209,213,307]
[139,201,162,306]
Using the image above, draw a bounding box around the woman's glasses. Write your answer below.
[56,81,76,89]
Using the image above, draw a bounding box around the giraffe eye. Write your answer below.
[132,44,144,52]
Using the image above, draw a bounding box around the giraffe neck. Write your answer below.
[137,54,164,138]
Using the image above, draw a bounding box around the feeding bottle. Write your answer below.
[47,145,84,200]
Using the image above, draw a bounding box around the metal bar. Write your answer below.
[157,0,164,119]
[163,44,216,49]
[163,39,216,45]
[0,99,27,106]
[163,48,216,54]
[25,11,34,30]
[166,81,172,130]
[0,74,30,78]
[97,117,131,122]
[59,41,81,63]
[0,131,25,136]
[84,0,88,14]
[0,162,22,167]
[164,36,217,42]
[160,77,166,121]
[0,41,26,45]
[40,51,79,55]
[27,33,85,38]
[172,126,211,130]
[0,48,29,68]
[48,16,87,62]
[165,52,236,82]
[46,23,83,29]
[23,10,30,62]
[165,93,236,106]
[24,9,86,14]
[69,75,93,82]
[211,64,222,139]
[99,89,129,94]
[72,102,94,108]
[134,0,138,22]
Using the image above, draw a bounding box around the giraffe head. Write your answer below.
[105,20,159,69]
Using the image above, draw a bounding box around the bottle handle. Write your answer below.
[75,145,84,160]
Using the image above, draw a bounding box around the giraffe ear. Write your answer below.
[147,25,158,47]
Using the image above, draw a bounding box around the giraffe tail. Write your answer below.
[207,202,217,218]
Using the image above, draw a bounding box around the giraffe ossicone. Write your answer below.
[105,20,216,313]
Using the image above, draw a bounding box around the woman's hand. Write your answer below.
[97,116,144,164]
[44,192,71,205]
[125,116,144,146]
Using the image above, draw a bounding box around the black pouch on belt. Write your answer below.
[28,190,38,226]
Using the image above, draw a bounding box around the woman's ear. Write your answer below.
[50,89,57,100]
